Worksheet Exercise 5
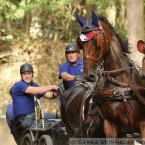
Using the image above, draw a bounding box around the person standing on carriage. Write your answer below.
[11,62,58,131]
[59,43,84,90]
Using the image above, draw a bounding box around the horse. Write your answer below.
[75,11,145,141]
[60,82,106,138]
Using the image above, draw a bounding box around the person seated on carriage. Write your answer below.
[59,43,84,91]
[10,62,58,130]
[6,87,21,145]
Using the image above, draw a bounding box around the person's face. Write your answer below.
[66,51,80,63]
[21,72,33,83]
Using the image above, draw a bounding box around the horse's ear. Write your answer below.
[76,13,86,27]
[92,11,99,27]
[137,40,145,54]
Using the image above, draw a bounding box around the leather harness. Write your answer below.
[77,28,145,135]
[93,57,145,133]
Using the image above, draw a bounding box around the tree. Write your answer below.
[127,0,144,66]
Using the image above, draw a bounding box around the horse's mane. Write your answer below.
[98,14,129,53]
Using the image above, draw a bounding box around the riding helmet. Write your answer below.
[9,86,13,95]
[20,63,33,73]
[65,43,79,52]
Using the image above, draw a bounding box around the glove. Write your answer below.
[74,76,83,81]
[53,91,58,98]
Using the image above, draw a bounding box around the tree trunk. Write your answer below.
[127,0,144,66]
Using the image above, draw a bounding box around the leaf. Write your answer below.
[3,35,14,40]
[14,8,25,19]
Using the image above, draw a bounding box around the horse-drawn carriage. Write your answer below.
[6,96,68,145]
[12,96,68,145]
[20,118,67,145]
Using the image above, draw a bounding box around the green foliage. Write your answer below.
[0,0,144,42]
[0,57,8,63]
[2,35,13,40]
[87,0,127,36]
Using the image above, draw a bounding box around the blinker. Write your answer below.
[79,30,101,42]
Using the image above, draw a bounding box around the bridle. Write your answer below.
[77,27,110,68]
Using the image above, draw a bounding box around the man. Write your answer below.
[59,43,83,90]
[12,62,58,129]
[6,87,22,145]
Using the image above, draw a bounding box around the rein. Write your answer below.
[102,66,139,74]
[77,79,106,137]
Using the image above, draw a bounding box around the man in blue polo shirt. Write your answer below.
[59,43,83,90]
[12,62,58,130]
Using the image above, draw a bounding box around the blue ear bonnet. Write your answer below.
[76,11,101,33]
[81,19,98,29]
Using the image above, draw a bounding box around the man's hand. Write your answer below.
[74,76,83,81]
[53,91,58,98]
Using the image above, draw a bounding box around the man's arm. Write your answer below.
[61,72,83,82]
[60,72,75,81]
[43,91,58,99]
[25,85,58,95]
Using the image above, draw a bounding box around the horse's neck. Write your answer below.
[105,46,130,71]
[104,46,132,85]
[104,49,143,87]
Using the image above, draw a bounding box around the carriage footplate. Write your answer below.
[44,119,68,145]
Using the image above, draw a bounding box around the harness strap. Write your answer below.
[129,84,145,105]
[106,77,129,87]
[95,86,145,96]
[121,92,134,133]
[83,55,99,62]
[79,80,105,135]
[80,88,92,127]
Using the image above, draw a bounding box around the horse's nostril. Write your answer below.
[87,74,95,82]
[89,74,95,79]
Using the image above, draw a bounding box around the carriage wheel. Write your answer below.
[38,135,53,145]
[21,133,33,145]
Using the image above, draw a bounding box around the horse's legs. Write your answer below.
[104,119,117,138]
[140,120,145,144]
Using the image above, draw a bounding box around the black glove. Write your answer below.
[74,76,83,81]
[53,91,58,98]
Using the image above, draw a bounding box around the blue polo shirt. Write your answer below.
[12,80,43,122]
[6,102,18,132]
[6,102,14,120]
[59,58,83,90]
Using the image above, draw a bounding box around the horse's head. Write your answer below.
[76,11,110,82]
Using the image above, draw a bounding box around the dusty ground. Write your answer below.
[0,119,16,145]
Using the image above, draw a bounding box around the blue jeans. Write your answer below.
[20,112,60,129]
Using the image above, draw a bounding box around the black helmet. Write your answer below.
[20,63,33,73]
[65,43,79,52]
[9,86,13,95]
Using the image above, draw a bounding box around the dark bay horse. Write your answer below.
[60,82,105,138]
[75,11,145,140]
